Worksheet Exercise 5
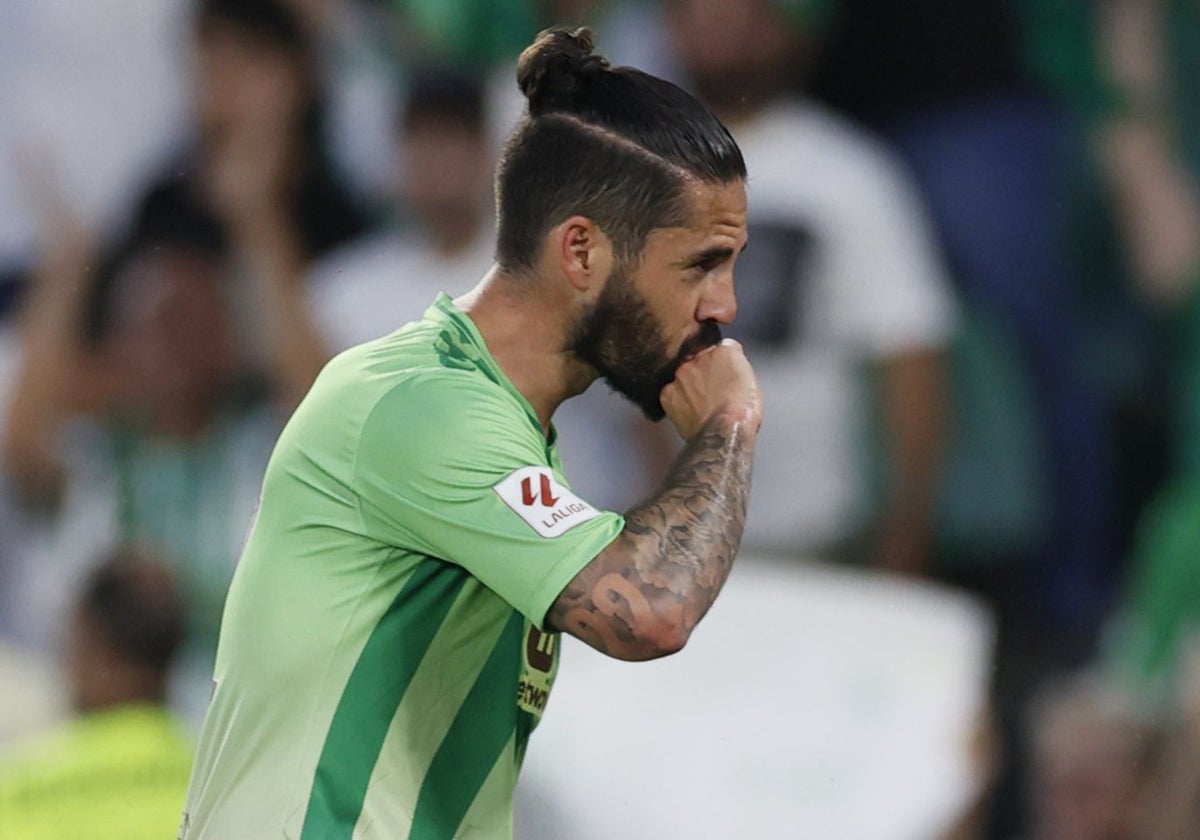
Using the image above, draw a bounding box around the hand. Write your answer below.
[660,338,763,441]
[1101,119,1200,307]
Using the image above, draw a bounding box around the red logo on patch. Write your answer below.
[520,473,559,507]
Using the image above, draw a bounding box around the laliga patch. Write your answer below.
[494,466,601,538]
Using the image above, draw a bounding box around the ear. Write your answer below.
[556,215,614,295]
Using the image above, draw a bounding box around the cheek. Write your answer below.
[648,280,699,336]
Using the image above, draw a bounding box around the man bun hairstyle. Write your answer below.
[516,28,610,116]
[496,28,746,272]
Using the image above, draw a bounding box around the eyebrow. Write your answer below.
[679,241,749,269]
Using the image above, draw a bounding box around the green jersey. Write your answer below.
[180,295,624,839]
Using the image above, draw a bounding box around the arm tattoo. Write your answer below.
[547,415,755,659]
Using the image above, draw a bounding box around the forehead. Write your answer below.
[644,179,748,257]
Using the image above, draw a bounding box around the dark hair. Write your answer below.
[495,28,746,271]
[195,0,308,55]
[125,179,228,259]
[402,66,487,135]
[78,547,186,675]
[83,179,228,346]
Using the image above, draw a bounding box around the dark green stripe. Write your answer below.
[300,560,467,840]
[408,612,525,839]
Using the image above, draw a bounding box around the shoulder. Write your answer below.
[358,368,541,469]
[369,366,520,421]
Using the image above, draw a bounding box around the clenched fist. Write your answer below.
[660,339,763,441]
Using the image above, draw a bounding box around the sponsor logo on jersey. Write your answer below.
[521,473,559,507]
[494,466,602,538]
[517,625,557,716]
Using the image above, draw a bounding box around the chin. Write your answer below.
[602,376,667,423]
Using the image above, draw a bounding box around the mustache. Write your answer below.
[675,320,723,366]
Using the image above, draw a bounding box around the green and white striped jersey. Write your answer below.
[181,295,624,839]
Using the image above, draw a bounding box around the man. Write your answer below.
[308,65,497,352]
[181,27,761,839]
[0,548,194,839]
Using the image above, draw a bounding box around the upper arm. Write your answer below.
[353,376,624,628]
[545,416,756,662]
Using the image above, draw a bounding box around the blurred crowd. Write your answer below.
[1,0,1199,838]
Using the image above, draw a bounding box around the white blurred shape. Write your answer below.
[517,558,994,840]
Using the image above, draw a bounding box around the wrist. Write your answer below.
[707,405,762,439]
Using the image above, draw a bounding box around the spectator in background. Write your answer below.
[1091,0,1200,313]
[1021,673,1155,840]
[811,0,1114,634]
[657,0,955,572]
[279,0,406,210]
[1,0,376,719]
[150,0,369,408]
[308,65,496,353]
[1096,0,1200,725]
[189,0,367,258]
[0,548,193,840]
[1,186,281,722]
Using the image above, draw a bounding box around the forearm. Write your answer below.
[1095,1,1200,302]
[875,348,947,572]
[3,253,92,504]
[547,411,756,660]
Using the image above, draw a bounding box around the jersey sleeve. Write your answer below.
[352,371,624,629]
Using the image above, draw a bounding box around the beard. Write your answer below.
[569,264,723,421]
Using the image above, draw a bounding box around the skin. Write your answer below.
[459,178,761,661]
[671,0,948,574]
[668,0,803,125]
[402,117,491,257]
[196,21,332,409]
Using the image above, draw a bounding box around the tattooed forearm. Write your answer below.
[547,413,756,660]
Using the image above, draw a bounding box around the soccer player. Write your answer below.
[180,27,760,840]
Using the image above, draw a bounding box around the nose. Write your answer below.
[696,273,737,325]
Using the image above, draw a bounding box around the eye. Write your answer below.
[689,256,722,276]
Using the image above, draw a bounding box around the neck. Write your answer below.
[455,267,594,435]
